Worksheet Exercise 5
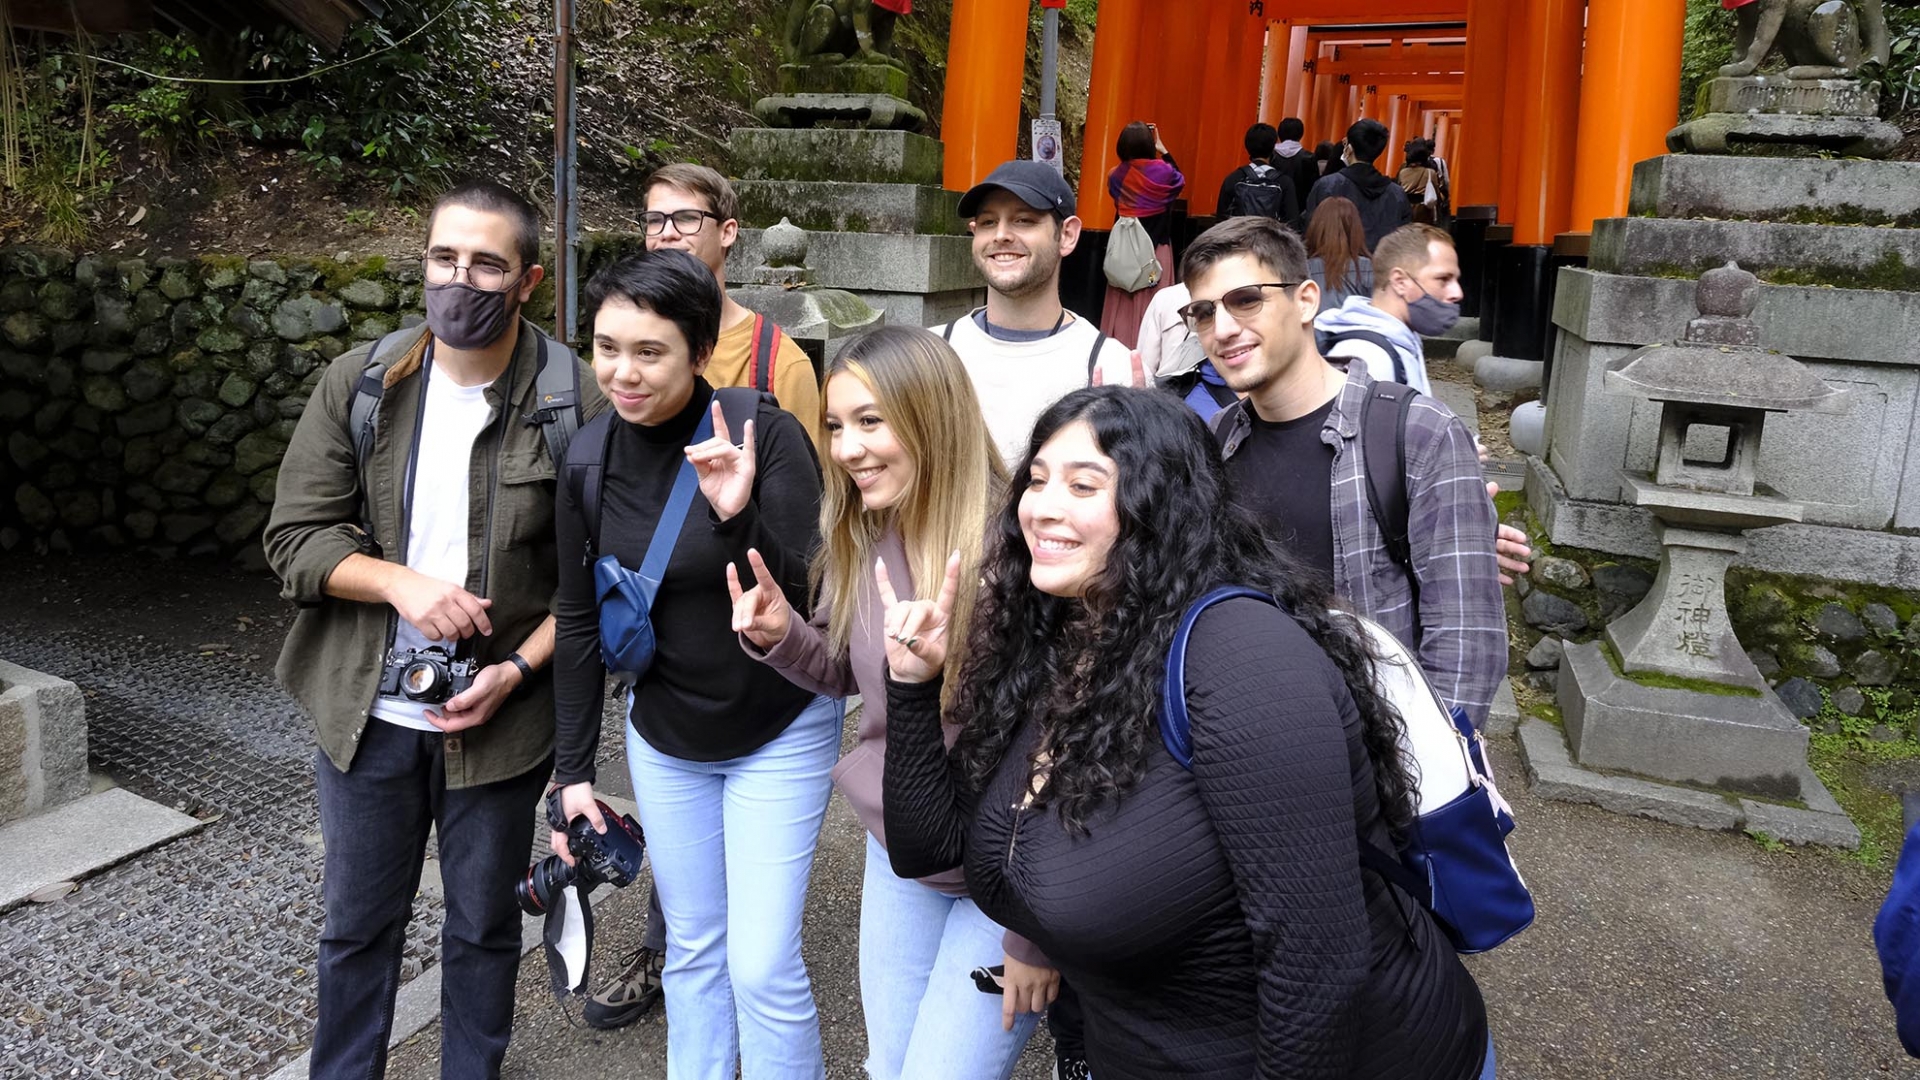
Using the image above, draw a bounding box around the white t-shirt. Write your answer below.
[934,312,1135,467]
[1136,283,1191,380]
[371,366,498,731]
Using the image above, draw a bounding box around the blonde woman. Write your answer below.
[728,325,1049,1080]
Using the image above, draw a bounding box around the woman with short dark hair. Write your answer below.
[877,387,1494,1079]
[549,248,837,1080]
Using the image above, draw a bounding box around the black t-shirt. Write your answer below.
[1225,399,1336,589]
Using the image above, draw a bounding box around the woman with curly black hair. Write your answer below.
[877,385,1493,1079]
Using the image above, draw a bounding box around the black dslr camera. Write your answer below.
[379,643,479,705]
[517,788,646,916]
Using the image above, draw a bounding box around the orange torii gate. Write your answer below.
[940,0,1683,236]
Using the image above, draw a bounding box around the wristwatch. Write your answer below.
[506,652,534,691]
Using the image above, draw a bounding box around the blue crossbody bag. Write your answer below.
[592,405,712,682]
[1160,585,1535,954]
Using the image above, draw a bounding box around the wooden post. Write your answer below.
[941,0,1031,193]
[1456,0,1512,210]
[1569,0,1684,231]
[1077,0,1146,229]
[1509,0,1587,244]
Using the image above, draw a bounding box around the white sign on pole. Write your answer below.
[1032,118,1064,177]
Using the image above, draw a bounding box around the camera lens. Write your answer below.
[402,661,440,699]
[515,855,577,916]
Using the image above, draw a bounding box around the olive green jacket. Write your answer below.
[264,319,608,787]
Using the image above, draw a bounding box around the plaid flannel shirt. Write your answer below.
[1215,366,1508,728]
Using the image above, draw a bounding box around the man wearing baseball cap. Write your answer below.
[933,159,1134,464]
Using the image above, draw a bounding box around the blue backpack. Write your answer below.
[1159,585,1535,954]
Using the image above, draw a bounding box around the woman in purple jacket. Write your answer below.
[728,325,1048,1079]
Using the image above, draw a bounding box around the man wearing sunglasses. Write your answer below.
[1180,215,1511,731]
[642,163,823,451]
[265,180,607,1077]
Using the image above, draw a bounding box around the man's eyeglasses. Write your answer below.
[641,209,722,236]
[1177,282,1300,334]
[423,257,523,292]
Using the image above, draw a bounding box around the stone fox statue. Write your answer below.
[786,0,912,67]
[1719,0,1891,79]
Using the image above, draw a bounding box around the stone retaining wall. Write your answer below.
[0,245,426,557]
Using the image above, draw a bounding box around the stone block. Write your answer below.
[730,229,981,296]
[1668,110,1902,158]
[777,62,908,98]
[1486,679,1519,737]
[1559,641,1811,800]
[1773,677,1824,720]
[1526,636,1565,671]
[1521,590,1587,635]
[730,128,943,186]
[0,659,89,827]
[733,180,964,235]
[1473,355,1542,392]
[1589,217,1920,285]
[1629,155,1920,227]
[1517,719,1747,832]
[0,787,203,912]
[1738,799,1859,850]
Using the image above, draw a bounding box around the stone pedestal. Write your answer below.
[1530,156,1920,588]
[728,127,983,329]
[1559,641,1814,801]
[1670,76,1902,157]
[1604,521,1769,691]
[0,658,87,825]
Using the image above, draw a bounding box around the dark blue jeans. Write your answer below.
[310,720,550,1080]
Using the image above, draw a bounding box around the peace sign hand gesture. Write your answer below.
[727,547,792,650]
[685,400,756,523]
[875,550,963,685]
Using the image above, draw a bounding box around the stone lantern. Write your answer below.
[1559,263,1850,805]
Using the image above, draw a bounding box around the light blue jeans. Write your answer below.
[1480,1032,1497,1079]
[625,695,842,1080]
[857,833,1040,1080]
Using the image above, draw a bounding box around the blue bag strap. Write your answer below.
[637,406,714,582]
[1158,583,1437,910]
[1158,585,1275,769]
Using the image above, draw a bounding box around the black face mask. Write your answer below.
[424,277,522,350]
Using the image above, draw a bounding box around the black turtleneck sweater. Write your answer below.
[553,379,823,778]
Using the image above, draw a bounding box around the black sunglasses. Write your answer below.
[1177,281,1301,334]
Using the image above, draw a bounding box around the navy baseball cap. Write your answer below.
[957,160,1077,219]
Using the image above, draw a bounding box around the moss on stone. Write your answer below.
[1600,638,1762,698]
[1758,251,1920,293]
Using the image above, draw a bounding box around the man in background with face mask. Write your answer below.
[264,180,606,1079]
[1312,223,1461,398]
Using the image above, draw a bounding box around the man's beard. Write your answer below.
[978,246,1059,300]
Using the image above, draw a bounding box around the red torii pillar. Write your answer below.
[940,0,1029,194]
[1569,0,1684,232]
[1508,0,1586,245]
[1456,0,1512,213]
[1077,0,1147,229]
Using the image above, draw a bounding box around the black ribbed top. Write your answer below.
[882,597,1488,1079]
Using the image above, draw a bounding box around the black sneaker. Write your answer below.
[1054,1058,1091,1080]
[582,945,665,1030]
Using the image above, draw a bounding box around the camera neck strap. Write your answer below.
[390,339,515,654]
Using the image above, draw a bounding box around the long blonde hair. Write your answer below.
[813,326,1007,686]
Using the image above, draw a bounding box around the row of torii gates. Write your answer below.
[937,0,1688,358]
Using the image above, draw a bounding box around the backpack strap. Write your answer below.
[1360,380,1419,596]
[347,330,421,476]
[526,330,583,464]
[749,313,778,393]
[1322,328,1409,385]
[1086,332,1109,383]
[564,413,617,560]
[941,308,987,343]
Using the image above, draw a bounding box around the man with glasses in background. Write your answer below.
[264,180,605,1078]
[640,163,822,450]
[1178,215,1511,732]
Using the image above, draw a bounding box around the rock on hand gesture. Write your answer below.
[876,550,963,685]
[685,400,755,523]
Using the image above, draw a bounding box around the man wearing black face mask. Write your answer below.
[264,180,607,1079]
[1312,223,1461,398]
